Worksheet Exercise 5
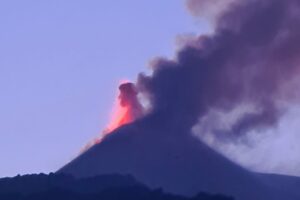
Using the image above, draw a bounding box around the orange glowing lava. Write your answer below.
[80,80,143,153]
[80,89,133,153]
[104,98,134,134]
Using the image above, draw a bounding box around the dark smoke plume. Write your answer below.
[132,0,300,140]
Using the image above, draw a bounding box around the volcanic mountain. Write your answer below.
[58,114,300,200]
[59,0,300,198]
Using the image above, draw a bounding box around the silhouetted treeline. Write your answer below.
[0,173,234,200]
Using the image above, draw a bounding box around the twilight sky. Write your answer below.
[0,0,210,177]
[2,0,300,178]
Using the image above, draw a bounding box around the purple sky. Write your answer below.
[2,0,300,178]
[0,0,209,177]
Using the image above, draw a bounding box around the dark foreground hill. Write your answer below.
[0,173,233,200]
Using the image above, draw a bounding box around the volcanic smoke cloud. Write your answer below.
[186,0,237,20]
[100,0,300,166]
[128,0,300,139]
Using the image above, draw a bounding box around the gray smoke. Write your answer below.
[135,0,300,141]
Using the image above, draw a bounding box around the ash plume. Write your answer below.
[131,0,300,142]
[186,0,237,19]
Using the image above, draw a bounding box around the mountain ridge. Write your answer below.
[59,121,300,200]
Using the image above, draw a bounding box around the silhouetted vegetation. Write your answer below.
[0,173,234,200]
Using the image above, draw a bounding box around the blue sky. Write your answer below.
[0,0,210,177]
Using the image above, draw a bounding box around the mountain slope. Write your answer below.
[59,120,300,200]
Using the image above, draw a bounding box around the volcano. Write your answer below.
[58,114,300,200]
[58,0,300,199]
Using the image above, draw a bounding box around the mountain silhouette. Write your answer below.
[58,118,300,200]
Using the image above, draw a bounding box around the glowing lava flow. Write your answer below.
[104,81,142,133]
[103,95,134,135]
[80,81,143,153]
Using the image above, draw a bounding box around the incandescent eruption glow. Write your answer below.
[104,90,134,134]
[104,82,144,134]
[81,81,144,153]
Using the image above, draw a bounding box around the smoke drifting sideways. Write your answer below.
[186,0,238,21]
[138,0,300,136]
[136,0,300,175]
